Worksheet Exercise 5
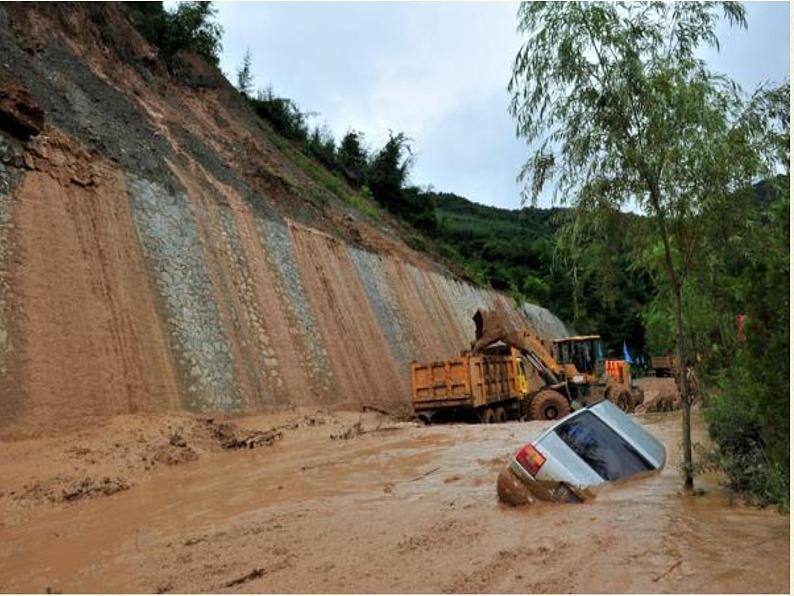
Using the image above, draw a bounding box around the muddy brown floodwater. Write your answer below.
[0,410,789,593]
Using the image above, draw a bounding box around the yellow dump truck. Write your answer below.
[410,346,543,424]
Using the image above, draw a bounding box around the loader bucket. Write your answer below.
[471,309,510,353]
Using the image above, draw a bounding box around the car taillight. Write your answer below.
[515,443,546,476]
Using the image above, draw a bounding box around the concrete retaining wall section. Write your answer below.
[126,174,242,413]
[257,218,336,404]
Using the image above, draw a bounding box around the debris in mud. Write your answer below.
[152,434,198,466]
[635,378,681,412]
[361,404,414,422]
[17,475,131,504]
[407,467,440,482]
[652,560,683,582]
[61,476,130,502]
[330,414,419,440]
[65,446,92,457]
[202,419,283,450]
[330,420,363,440]
[223,567,265,588]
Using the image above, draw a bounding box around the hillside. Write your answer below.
[0,3,570,438]
[432,192,567,299]
[429,192,649,357]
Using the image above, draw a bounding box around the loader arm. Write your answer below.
[471,309,562,386]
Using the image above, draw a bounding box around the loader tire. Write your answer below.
[481,407,496,424]
[529,390,570,421]
[495,407,508,423]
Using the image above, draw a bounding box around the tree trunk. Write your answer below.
[669,279,694,491]
[649,187,694,491]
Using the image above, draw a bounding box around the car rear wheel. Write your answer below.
[495,406,507,423]
[529,390,571,421]
[480,407,496,424]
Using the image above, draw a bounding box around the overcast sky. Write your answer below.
[214,1,790,210]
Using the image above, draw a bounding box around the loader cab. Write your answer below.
[552,336,605,376]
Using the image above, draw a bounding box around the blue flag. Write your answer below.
[623,341,634,364]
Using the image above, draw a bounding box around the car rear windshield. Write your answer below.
[554,412,654,481]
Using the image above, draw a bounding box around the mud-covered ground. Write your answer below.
[0,407,788,593]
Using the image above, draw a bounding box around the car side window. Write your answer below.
[554,412,653,481]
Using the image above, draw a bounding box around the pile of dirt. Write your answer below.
[151,433,199,466]
[635,377,682,412]
[201,418,283,450]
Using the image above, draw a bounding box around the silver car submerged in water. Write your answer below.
[498,399,666,505]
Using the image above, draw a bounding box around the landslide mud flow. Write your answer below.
[0,411,788,594]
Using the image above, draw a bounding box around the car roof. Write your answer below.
[530,400,596,444]
[531,400,665,470]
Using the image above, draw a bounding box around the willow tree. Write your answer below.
[509,2,785,489]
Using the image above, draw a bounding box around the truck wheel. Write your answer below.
[495,407,507,423]
[529,391,570,421]
[480,408,496,424]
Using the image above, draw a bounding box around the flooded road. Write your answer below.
[0,410,788,593]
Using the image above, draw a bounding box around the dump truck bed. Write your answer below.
[410,351,524,411]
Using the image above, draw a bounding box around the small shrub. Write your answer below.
[249,86,309,144]
[127,1,223,67]
[701,356,789,511]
